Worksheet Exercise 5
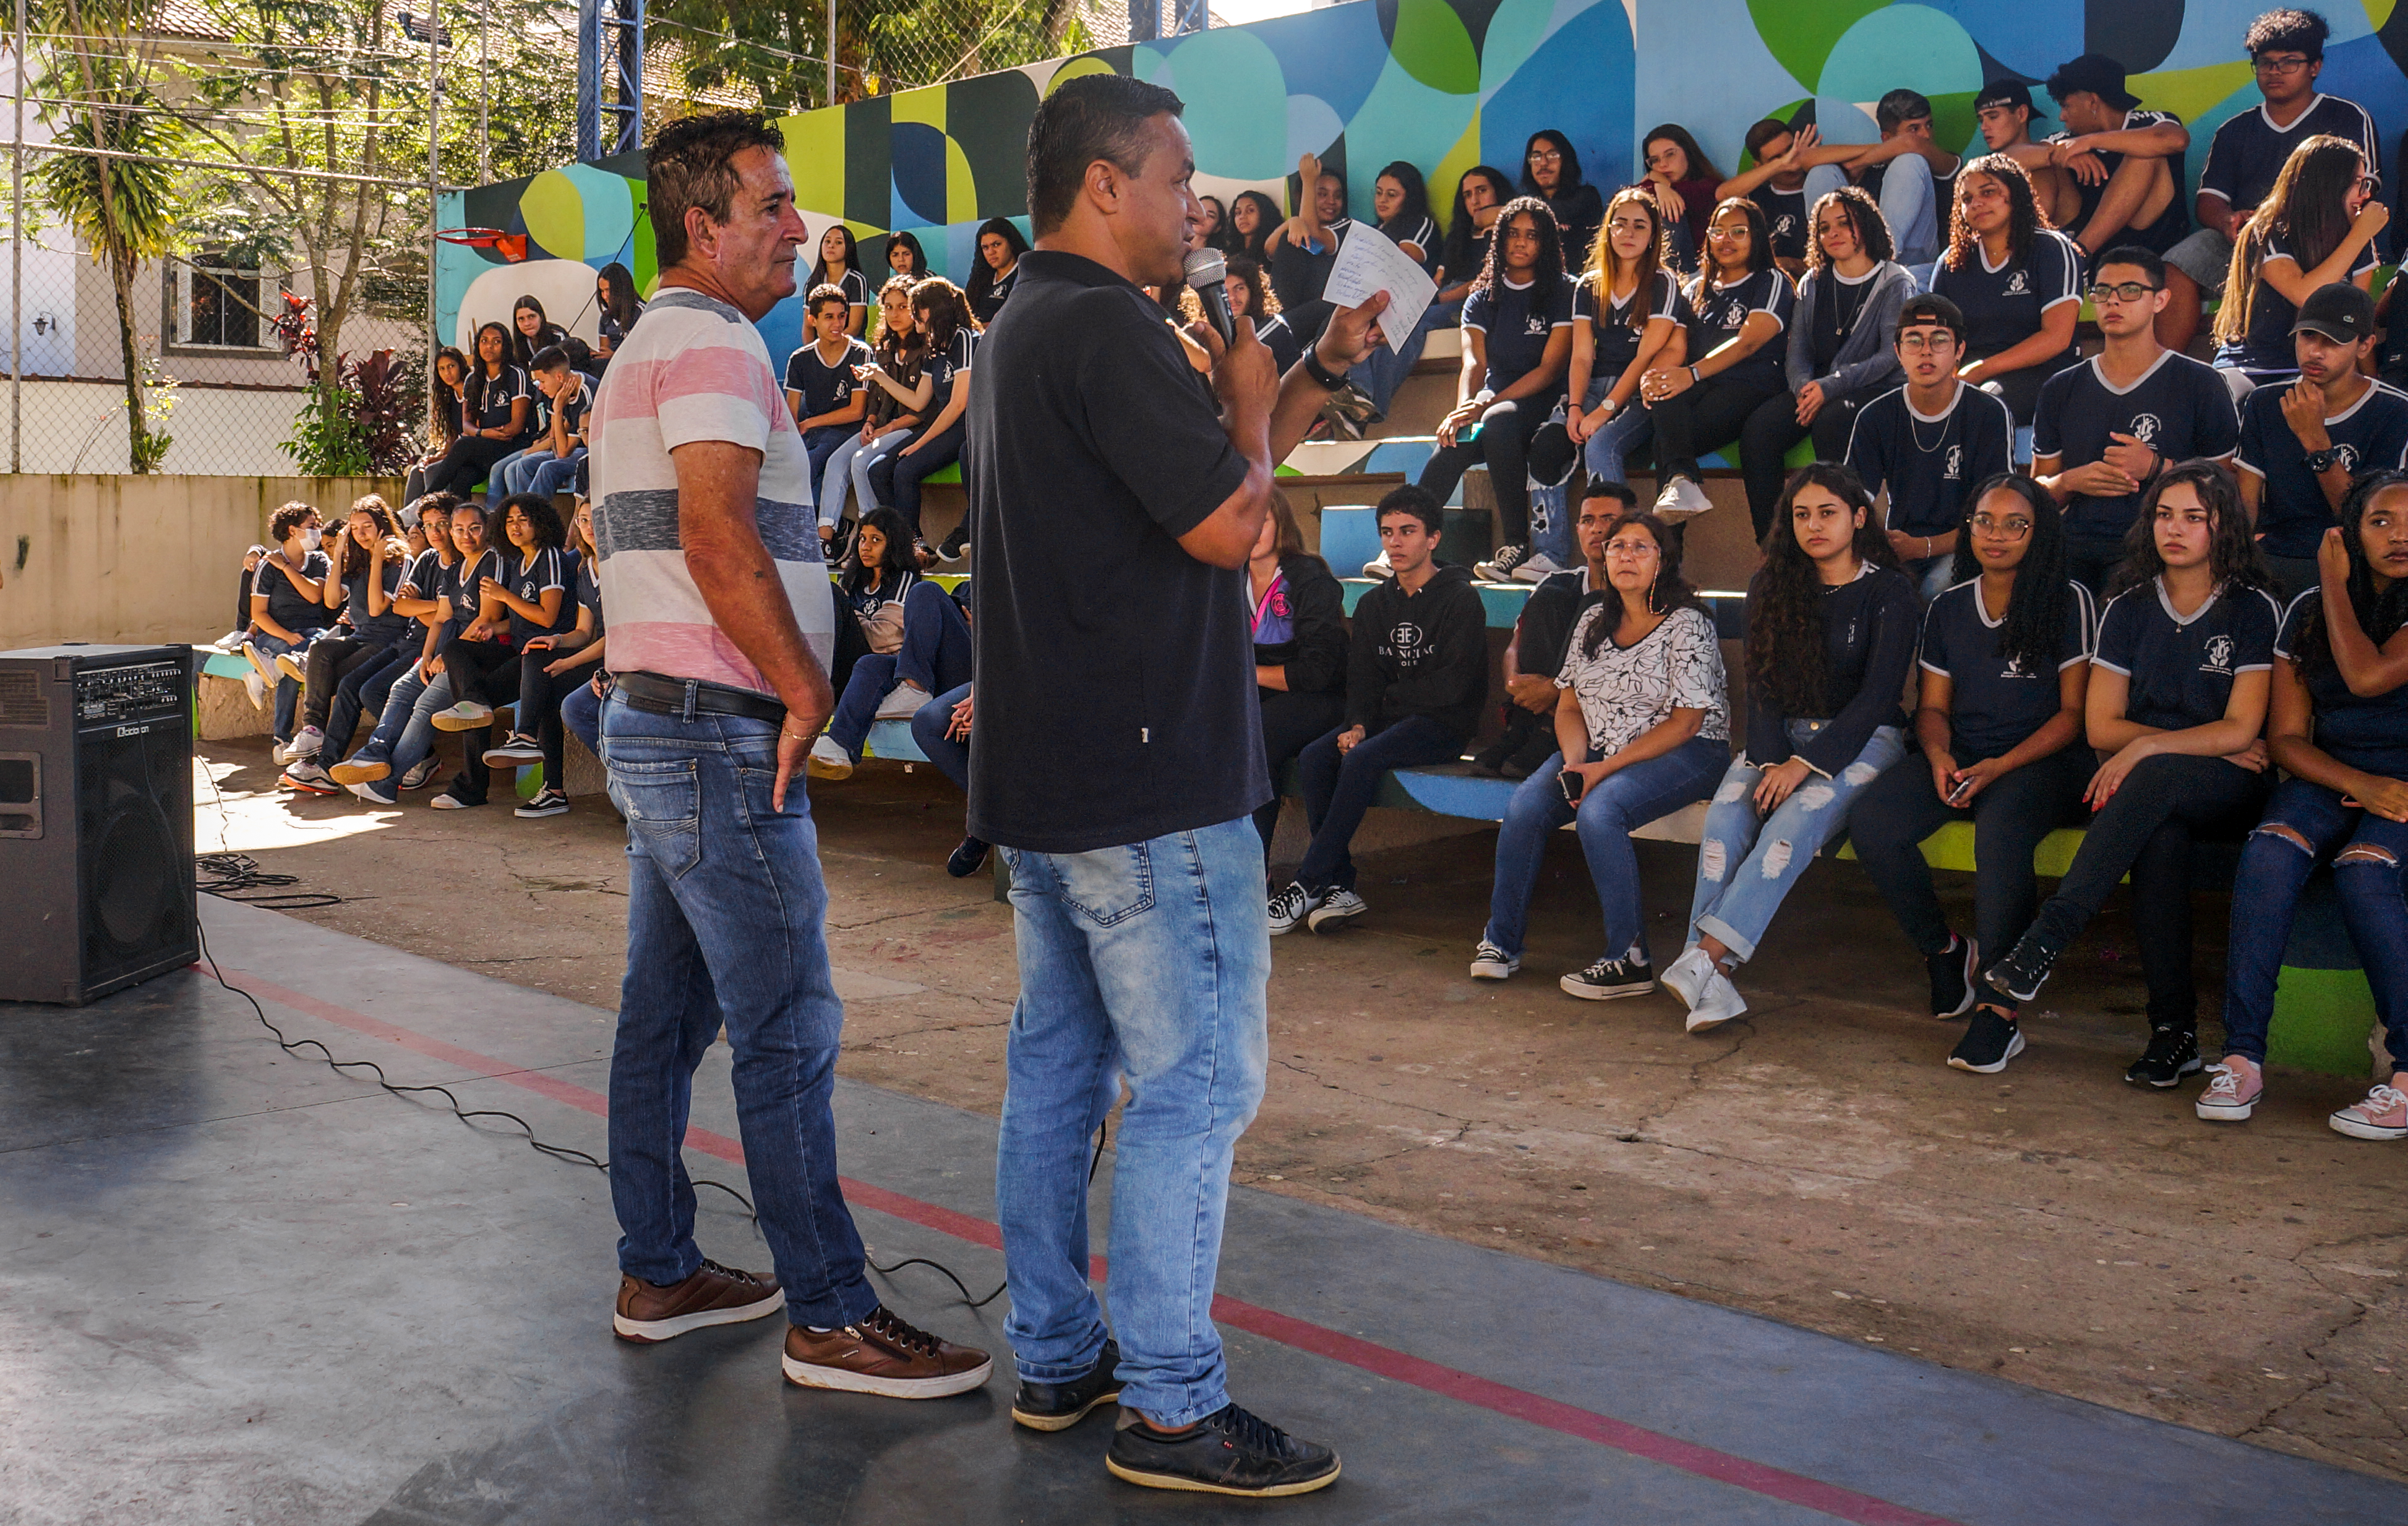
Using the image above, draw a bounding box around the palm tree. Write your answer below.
[31,0,184,471]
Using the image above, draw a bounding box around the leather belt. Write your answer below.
[614,670,787,723]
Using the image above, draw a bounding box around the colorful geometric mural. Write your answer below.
[440,0,2408,366]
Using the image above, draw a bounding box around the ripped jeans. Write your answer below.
[2222,778,2408,1072]
[1688,721,1907,963]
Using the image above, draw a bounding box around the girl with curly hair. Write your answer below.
[1984,461,2281,1086]
[1665,463,1917,1031]
[1848,474,2097,1070]
[2203,471,2408,1139]
[864,276,980,554]
[1933,154,2084,422]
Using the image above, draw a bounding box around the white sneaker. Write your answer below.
[1653,476,1713,519]
[1360,551,1392,579]
[291,724,325,757]
[807,735,853,780]
[430,700,495,732]
[270,735,304,766]
[242,671,268,711]
[1469,939,1520,980]
[241,641,278,687]
[874,682,929,721]
[1509,552,1565,585]
[398,756,441,790]
[1685,966,1749,1031]
[428,791,476,810]
[1660,947,1711,1009]
[272,650,308,685]
[1267,880,1322,936]
[1308,888,1369,933]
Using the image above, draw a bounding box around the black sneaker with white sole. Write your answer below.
[399,755,441,790]
[1306,888,1368,933]
[1104,1402,1339,1497]
[1929,933,1977,1018]
[1267,881,1322,936]
[1011,1338,1121,1432]
[1473,544,1528,582]
[515,787,570,818]
[2125,1024,2202,1088]
[1561,956,1655,1000]
[1468,939,1520,980]
[1948,1008,2024,1073]
[1984,935,2059,1005]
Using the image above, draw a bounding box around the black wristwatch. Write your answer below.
[2306,446,2342,474]
[1301,348,1347,391]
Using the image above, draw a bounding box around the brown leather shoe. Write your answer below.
[781,1305,993,1399]
[612,1258,784,1343]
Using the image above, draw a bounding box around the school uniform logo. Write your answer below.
[2203,634,2235,674]
[2334,444,2362,473]
[1719,300,1747,327]
[1772,214,1798,239]
[2003,271,2029,296]
[2128,413,2162,445]
[2000,654,2031,679]
[1945,445,1963,479]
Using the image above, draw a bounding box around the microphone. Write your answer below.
[1183,247,1234,345]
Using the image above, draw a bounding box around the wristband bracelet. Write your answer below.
[1687,365,1700,384]
[1301,349,1347,391]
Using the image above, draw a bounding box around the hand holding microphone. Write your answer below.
[1183,247,1235,345]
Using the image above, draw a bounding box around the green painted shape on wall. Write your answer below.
[2269,966,2387,1077]
[1747,0,1887,95]
[782,111,846,213]
[1388,0,1480,95]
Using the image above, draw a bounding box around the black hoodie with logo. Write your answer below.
[1343,561,1489,742]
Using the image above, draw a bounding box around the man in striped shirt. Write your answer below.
[589,109,990,1399]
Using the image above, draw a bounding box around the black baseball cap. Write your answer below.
[2294,281,2377,343]
[2046,53,2141,111]
[1895,293,1967,346]
[1973,79,2039,116]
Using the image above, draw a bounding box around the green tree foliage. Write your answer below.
[653,0,1092,111]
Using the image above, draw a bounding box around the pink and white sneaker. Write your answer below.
[2329,1082,2408,1141]
[2196,1058,2263,1121]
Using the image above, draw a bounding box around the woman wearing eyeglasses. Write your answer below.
[2212,134,2386,386]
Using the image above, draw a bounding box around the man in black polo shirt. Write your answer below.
[966,72,1381,1498]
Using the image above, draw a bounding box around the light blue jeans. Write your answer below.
[1807,155,1939,267]
[505,445,585,499]
[251,626,327,742]
[818,429,912,528]
[487,445,549,497]
[1577,382,1658,487]
[1485,738,1729,966]
[1689,721,1907,962]
[602,693,878,1328]
[996,816,1271,1428]
[343,659,453,781]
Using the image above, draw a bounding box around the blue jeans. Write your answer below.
[517,446,586,500]
[1901,552,1956,602]
[314,641,408,766]
[1485,738,1728,965]
[1690,721,1908,961]
[1581,392,1657,487]
[2223,778,2408,1071]
[868,419,964,535]
[562,677,603,761]
[826,581,974,757]
[996,817,1270,1427]
[1295,714,1466,893]
[802,424,852,510]
[821,429,910,528]
[1807,155,1938,266]
[602,692,877,1329]
[252,627,327,741]
[489,445,549,497]
[1347,301,1437,417]
[907,680,973,791]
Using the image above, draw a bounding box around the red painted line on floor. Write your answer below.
[216,966,1966,1526]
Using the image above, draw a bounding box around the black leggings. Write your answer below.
[1416,397,1549,546]
[2020,752,2269,1027]
[1254,688,1347,855]
[301,635,392,732]
[1738,388,1870,544]
[1647,375,1785,508]
[421,436,521,497]
[437,637,521,805]
[1848,746,2093,990]
[515,651,590,788]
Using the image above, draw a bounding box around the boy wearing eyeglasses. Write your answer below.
[2169,10,2381,311]
[2033,246,2240,593]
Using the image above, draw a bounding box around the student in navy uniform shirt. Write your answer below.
[2034,247,2240,592]
[867,277,979,551]
[2237,281,2408,598]
[421,321,534,495]
[494,346,592,500]
[280,495,413,791]
[1645,197,1796,521]
[2211,134,2384,383]
[1846,294,2015,598]
[967,218,1029,324]
[1985,463,2281,1087]
[1342,161,1444,424]
[2042,56,2193,304]
[784,283,873,497]
[244,501,333,752]
[806,223,873,334]
[427,494,570,811]
[1266,153,1352,346]
[1415,199,1572,580]
[2168,8,2380,305]
[486,496,607,820]
[2204,470,2408,1138]
[1850,475,2096,1072]
[1933,155,2084,424]
[1715,118,1819,273]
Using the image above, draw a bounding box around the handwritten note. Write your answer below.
[1322,225,1437,354]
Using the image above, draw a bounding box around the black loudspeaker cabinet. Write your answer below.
[0,644,199,1005]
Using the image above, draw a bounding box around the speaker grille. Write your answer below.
[77,719,192,990]
[0,671,45,726]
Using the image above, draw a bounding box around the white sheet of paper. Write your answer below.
[1321,226,1436,355]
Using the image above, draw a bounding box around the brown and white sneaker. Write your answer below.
[612,1258,784,1343]
[781,1305,993,1399]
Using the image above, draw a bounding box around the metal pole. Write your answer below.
[427,1,440,403]
[825,0,835,108]
[476,0,487,184]
[11,0,24,473]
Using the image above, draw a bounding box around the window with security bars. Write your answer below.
[170,257,270,350]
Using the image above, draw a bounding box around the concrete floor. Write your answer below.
[163,738,2408,1491]
[6,896,2406,1524]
